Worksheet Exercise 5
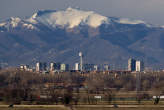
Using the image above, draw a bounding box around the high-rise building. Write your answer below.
[36,62,40,72]
[50,62,61,71]
[79,52,83,71]
[104,64,110,71]
[50,63,55,71]
[54,63,61,71]
[60,63,69,71]
[94,65,98,71]
[36,62,47,72]
[75,63,79,71]
[128,58,136,71]
[136,61,144,72]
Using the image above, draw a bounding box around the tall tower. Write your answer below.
[94,65,98,71]
[79,52,83,71]
[104,64,110,71]
[75,63,79,71]
[36,62,41,72]
[128,58,136,71]
[136,60,144,72]
[50,62,55,71]
[36,62,47,72]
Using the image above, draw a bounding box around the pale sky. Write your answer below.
[0,0,164,25]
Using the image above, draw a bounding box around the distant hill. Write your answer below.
[0,8,164,69]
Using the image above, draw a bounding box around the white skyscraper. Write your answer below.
[136,61,144,72]
[94,65,98,71]
[104,64,110,71]
[36,62,40,72]
[75,63,79,71]
[50,63,55,71]
[79,52,83,71]
[36,62,47,72]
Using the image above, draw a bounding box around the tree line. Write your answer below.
[0,68,164,104]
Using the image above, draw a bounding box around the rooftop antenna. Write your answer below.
[79,52,83,71]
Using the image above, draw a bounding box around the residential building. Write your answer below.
[136,60,144,72]
[128,58,136,71]
[60,63,69,71]
[75,63,79,71]
[104,64,110,71]
[50,63,55,71]
[94,65,98,71]
[36,62,47,72]
[50,62,61,71]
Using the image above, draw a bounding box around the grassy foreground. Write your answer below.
[0,107,164,110]
[0,105,164,110]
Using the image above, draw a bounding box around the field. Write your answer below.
[0,105,164,110]
[0,108,163,110]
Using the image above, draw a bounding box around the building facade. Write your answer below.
[94,65,98,71]
[128,58,136,71]
[60,63,69,71]
[50,62,61,71]
[136,61,144,72]
[104,64,110,71]
[36,62,47,72]
[75,63,79,71]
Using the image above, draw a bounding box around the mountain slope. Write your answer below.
[0,8,164,69]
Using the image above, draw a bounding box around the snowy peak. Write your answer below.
[9,17,21,27]
[0,8,157,31]
[0,17,21,28]
[26,13,38,24]
[27,8,155,29]
[0,17,36,30]
[30,7,110,28]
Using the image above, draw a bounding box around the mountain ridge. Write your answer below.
[0,8,164,70]
[0,7,158,31]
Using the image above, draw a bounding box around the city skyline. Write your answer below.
[0,1,164,108]
[0,5,164,70]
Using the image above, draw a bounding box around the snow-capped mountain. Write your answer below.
[0,17,36,31]
[27,7,110,28]
[0,8,164,68]
[0,7,155,31]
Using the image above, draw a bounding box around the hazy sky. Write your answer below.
[1,0,164,25]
